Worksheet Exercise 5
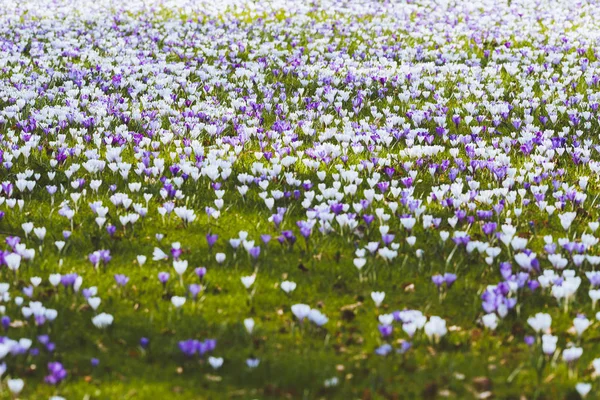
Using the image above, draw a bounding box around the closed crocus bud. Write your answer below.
[524,336,535,347]
[92,313,114,329]
[542,334,558,355]
[590,290,600,309]
[173,260,188,276]
[353,258,366,270]
[49,274,61,287]
[482,313,498,330]
[371,291,385,307]
[280,280,296,293]
[7,378,24,394]
[188,284,201,299]
[444,273,457,288]
[195,267,207,279]
[527,313,552,334]
[1,316,10,330]
[593,358,600,376]
[243,318,255,334]
[241,275,255,289]
[88,297,101,310]
[158,272,170,284]
[208,356,223,369]
[378,324,393,337]
[424,316,447,343]
[291,304,311,321]
[5,253,21,271]
[307,309,328,326]
[573,316,591,337]
[378,314,393,326]
[563,347,583,363]
[432,274,444,288]
[246,358,260,368]
[171,296,186,308]
[576,383,592,398]
[45,309,58,321]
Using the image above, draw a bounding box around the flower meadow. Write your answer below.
[3,0,600,398]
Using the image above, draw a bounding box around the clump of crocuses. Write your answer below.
[432,273,457,301]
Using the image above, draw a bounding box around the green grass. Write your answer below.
[1,187,598,399]
[1,1,600,399]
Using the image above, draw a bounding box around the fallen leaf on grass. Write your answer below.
[205,374,222,382]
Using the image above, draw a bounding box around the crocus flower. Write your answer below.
[158,272,170,285]
[114,274,129,287]
[44,362,67,385]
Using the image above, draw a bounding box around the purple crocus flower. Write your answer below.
[587,272,600,287]
[61,273,78,288]
[114,274,129,287]
[35,315,47,326]
[432,274,445,288]
[528,280,540,292]
[106,225,117,237]
[22,286,34,298]
[99,250,111,264]
[197,339,217,355]
[260,234,271,244]
[272,213,284,228]
[158,272,170,285]
[189,284,201,299]
[378,324,393,337]
[201,339,216,353]
[499,262,512,280]
[178,339,197,356]
[5,237,19,249]
[382,234,395,245]
[482,222,497,236]
[249,246,261,259]
[206,233,218,249]
[171,246,182,260]
[524,336,535,346]
[282,230,296,245]
[194,267,206,280]
[44,362,67,385]
[375,344,392,356]
[300,226,311,239]
[444,273,457,288]
[89,252,100,266]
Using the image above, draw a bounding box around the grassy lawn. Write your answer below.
[0,0,599,398]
